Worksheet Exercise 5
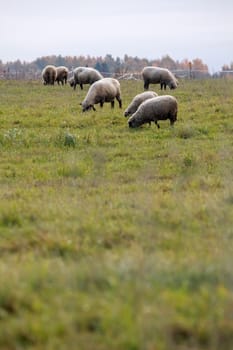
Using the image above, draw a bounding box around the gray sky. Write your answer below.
[1,0,233,72]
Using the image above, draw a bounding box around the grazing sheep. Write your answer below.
[81,78,122,112]
[128,95,178,129]
[42,65,57,85]
[70,67,103,90]
[68,76,75,87]
[124,91,158,117]
[55,66,69,85]
[142,66,178,90]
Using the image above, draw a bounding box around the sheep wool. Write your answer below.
[128,95,178,129]
[124,91,158,117]
[81,78,122,111]
[70,67,103,90]
[142,66,178,90]
[55,66,69,85]
[42,65,57,85]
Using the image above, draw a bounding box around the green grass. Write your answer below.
[0,78,233,349]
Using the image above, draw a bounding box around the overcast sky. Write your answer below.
[1,0,233,72]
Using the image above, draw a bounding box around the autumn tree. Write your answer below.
[191,58,208,72]
[0,54,213,79]
[179,59,191,70]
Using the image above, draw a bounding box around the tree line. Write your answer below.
[0,54,231,80]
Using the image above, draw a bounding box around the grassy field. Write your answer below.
[0,78,232,350]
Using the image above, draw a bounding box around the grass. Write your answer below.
[0,78,233,349]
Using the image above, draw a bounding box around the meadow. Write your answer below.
[0,77,232,350]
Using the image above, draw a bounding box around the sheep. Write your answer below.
[124,91,158,117]
[142,66,178,90]
[81,78,122,112]
[128,95,178,129]
[55,66,69,85]
[68,76,75,87]
[42,65,57,85]
[70,67,103,90]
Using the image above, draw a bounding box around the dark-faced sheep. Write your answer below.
[70,67,103,90]
[124,91,158,117]
[128,95,178,129]
[81,78,122,112]
[42,65,57,85]
[142,66,178,90]
[55,66,69,85]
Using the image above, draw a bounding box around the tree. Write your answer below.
[160,55,177,70]
[0,54,211,79]
[192,58,208,72]
[55,55,65,67]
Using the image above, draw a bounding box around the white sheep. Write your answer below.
[55,66,69,85]
[70,67,103,90]
[42,65,57,85]
[128,95,178,129]
[142,66,178,90]
[81,78,122,112]
[124,91,158,117]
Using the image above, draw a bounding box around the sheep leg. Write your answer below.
[144,81,149,90]
[116,96,122,108]
[155,121,160,129]
[169,111,177,126]
[160,82,166,90]
[111,101,115,109]
[170,120,175,127]
[80,84,83,90]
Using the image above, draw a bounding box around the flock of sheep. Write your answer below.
[42,65,178,129]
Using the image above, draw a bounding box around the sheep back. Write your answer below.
[42,65,57,85]
[55,66,69,85]
[124,91,158,117]
[128,95,178,128]
[142,66,178,90]
[71,67,103,90]
[81,78,122,111]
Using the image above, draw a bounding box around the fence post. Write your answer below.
[189,61,193,79]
